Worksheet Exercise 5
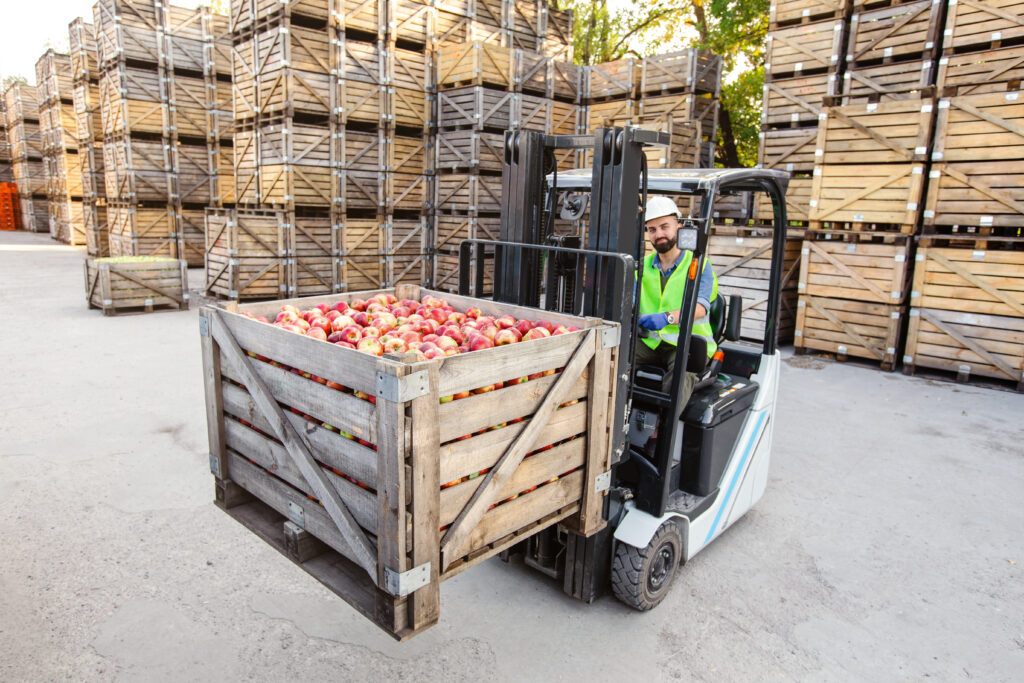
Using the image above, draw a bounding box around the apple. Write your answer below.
[473,383,496,394]
[367,302,387,314]
[338,325,362,343]
[478,323,499,340]
[494,328,521,345]
[422,333,440,344]
[421,295,445,308]
[440,395,454,403]
[440,326,465,344]
[305,327,328,341]
[523,327,551,341]
[426,307,448,324]
[356,337,384,356]
[422,347,446,360]
[453,390,471,400]
[552,324,570,335]
[370,318,394,335]
[327,331,346,343]
[383,337,406,354]
[332,301,349,312]
[399,330,421,345]
[349,298,367,311]
[514,319,533,336]
[361,326,382,339]
[331,314,356,332]
[468,334,494,352]
[436,336,459,350]
[465,306,482,319]
[495,314,517,330]
[310,317,332,334]
[391,305,411,318]
[334,341,355,349]
[324,309,343,322]
[351,311,370,327]
[534,320,555,333]
[443,347,459,357]
[447,311,467,325]
[326,380,346,390]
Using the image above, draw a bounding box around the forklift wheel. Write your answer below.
[611,522,682,611]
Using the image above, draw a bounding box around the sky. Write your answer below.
[0,0,205,83]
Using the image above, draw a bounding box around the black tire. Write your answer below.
[611,522,683,611]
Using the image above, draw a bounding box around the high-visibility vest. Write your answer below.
[639,251,718,356]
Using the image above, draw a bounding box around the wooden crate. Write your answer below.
[389,172,429,213]
[516,51,552,96]
[437,42,515,91]
[73,81,103,143]
[84,256,189,315]
[795,295,905,367]
[839,59,935,104]
[911,247,1024,317]
[252,24,334,118]
[387,216,429,287]
[200,285,617,639]
[943,0,1024,53]
[338,217,385,291]
[293,214,335,297]
[107,203,178,259]
[936,47,1024,95]
[435,172,502,214]
[103,136,211,203]
[925,91,1024,228]
[432,244,494,293]
[640,49,722,96]
[765,19,845,79]
[550,60,583,102]
[709,230,803,343]
[847,0,943,67]
[585,99,637,131]
[339,170,384,212]
[69,17,99,83]
[389,86,429,130]
[330,0,383,35]
[771,0,850,26]
[904,308,1024,387]
[437,87,517,131]
[93,0,160,66]
[798,238,911,305]
[809,162,925,229]
[253,0,330,23]
[205,207,289,300]
[584,58,637,100]
[18,195,50,233]
[436,130,505,172]
[816,99,935,165]
[761,73,837,128]
[35,50,74,107]
[9,121,44,162]
[638,93,719,140]
[434,213,501,252]
[257,121,333,206]
[85,203,109,257]
[759,128,820,172]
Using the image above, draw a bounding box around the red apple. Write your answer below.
[447,311,467,325]
[436,336,459,351]
[534,320,555,333]
[468,334,495,352]
[327,331,346,343]
[552,324,570,335]
[478,324,499,340]
[465,306,482,319]
[426,307,448,324]
[422,347,446,360]
[495,314,517,330]
[356,337,384,356]
[399,330,421,345]
[351,311,370,327]
[305,327,328,341]
[331,314,356,332]
[362,326,382,339]
[514,319,533,336]
[494,328,522,345]
[324,310,343,322]
[523,327,551,341]
[332,301,350,313]
[334,341,355,349]
[383,337,407,354]
[349,298,367,311]
[310,317,332,334]
[391,306,411,318]
[339,325,362,343]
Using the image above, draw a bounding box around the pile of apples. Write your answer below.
[241,292,581,360]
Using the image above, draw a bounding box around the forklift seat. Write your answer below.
[708,295,726,342]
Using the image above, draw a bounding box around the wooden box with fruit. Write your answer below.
[84,256,190,316]
[200,284,620,640]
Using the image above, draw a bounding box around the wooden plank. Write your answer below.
[905,307,1024,383]
[408,360,441,630]
[440,329,596,569]
[795,295,904,366]
[209,309,379,579]
[912,247,1024,317]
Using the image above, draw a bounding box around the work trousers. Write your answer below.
[635,340,699,406]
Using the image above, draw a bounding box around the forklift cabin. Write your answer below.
[457,127,790,609]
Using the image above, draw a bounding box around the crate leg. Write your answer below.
[902,362,916,377]
[215,478,251,509]
[283,520,327,563]
[956,365,971,384]
[794,345,807,356]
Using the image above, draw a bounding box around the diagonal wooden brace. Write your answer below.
[208,310,379,580]
[439,328,598,570]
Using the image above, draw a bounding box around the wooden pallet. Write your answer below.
[85,255,189,315]
[839,59,936,104]
[904,308,1024,388]
[936,46,1024,95]
[765,19,845,79]
[293,214,335,297]
[709,231,803,343]
[847,0,944,67]
[200,286,617,639]
[770,0,850,27]
[795,295,905,368]
[761,73,837,127]
[925,91,1024,228]
[640,49,722,96]
[437,42,515,91]
[943,0,1024,54]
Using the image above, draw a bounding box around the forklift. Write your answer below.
[457,127,790,609]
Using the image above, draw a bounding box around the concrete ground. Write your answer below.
[1,230,1022,682]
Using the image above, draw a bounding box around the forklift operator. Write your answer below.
[636,196,718,400]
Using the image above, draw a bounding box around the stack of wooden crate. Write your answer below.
[4,83,50,233]
[902,0,1024,389]
[429,0,579,293]
[36,49,85,245]
[0,98,11,183]
[70,17,109,257]
[94,0,233,266]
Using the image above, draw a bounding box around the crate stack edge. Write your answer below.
[37,49,85,245]
[70,17,109,256]
[4,83,50,233]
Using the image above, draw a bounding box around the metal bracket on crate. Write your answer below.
[383,562,431,597]
[600,326,620,350]
[287,501,305,528]
[208,453,219,474]
[198,315,209,337]
[376,370,430,403]
[595,470,612,493]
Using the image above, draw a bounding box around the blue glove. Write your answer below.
[638,312,669,331]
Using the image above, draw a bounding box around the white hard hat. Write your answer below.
[645,196,681,223]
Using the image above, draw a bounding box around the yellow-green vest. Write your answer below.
[640,252,718,357]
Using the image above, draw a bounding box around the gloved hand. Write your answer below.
[638,312,670,331]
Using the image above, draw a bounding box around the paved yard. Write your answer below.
[1,231,1021,681]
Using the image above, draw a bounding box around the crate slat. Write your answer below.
[795,295,904,367]
[905,307,1024,385]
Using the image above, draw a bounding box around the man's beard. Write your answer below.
[653,237,676,254]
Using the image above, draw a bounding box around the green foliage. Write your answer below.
[718,66,764,167]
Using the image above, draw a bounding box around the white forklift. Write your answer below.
[457,127,789,609]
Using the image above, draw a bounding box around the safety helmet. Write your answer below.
[644,195,682,223]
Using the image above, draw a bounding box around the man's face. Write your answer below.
[645,215,680,255]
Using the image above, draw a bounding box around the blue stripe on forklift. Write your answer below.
[704,411,768,544]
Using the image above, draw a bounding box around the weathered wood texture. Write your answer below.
[18,195,51,233]
[84,256,189,315]
[584,58,637,100]
[69,18,100,84]
[943,0,1024,53]
[905,308,1024,385]
[760,127,820,171]
[435,172,502,214]
[201,288,618,639]
[205,208,290,300]
[798,238,912,305]
[925,91,1024,228]
[771,0,851,27]
[757,174,815,224]
[709,231,803,343]
[795,295,905,367]
[936,46,1024,95]
[847,0,944,66]
[911,247,1024,318]
[640,49,722,96]
[761,73,838,127]
[815,99,935,165]
[766,19,845,79]
[840,58,936,104]
[437,42,515,90]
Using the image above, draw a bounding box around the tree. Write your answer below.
[561,0,768,166]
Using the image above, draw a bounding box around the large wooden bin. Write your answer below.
[201,285,619,640]
[85,256,189,315]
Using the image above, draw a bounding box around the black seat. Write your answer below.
[708,295,726,342]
